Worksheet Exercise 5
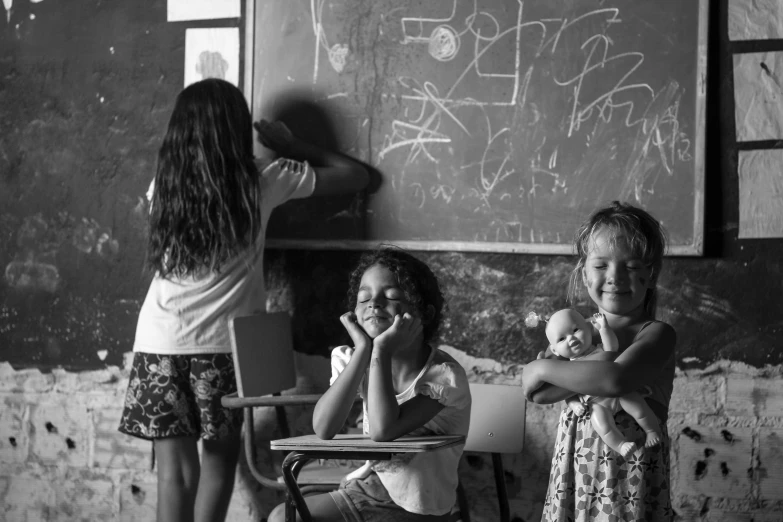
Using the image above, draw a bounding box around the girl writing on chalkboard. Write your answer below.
[268,246,472,522]
[118,78,367,522]
[522,201,676,521]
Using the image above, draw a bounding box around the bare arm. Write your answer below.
[524,347,577,404]
[313,314,371,440]
[367,350,444,441]
[255,120,368,197]
[366,314,445,442]
[524,322,676,399]
[528,382,578,404]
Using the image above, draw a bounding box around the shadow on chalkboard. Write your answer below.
[262,91,381,242]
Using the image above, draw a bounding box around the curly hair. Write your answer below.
[346,246,445,344]
[147,78,261,276]
[568,200,668,318]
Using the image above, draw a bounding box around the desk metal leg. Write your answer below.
[279,450,391,522]
[281,451,313,522]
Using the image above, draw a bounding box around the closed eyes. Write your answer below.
[357,292,402,303]
[590,263,646,271]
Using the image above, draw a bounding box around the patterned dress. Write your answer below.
[541,405,673,521]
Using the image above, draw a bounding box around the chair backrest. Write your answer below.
[464,383,526,454]
[229,312,297,398]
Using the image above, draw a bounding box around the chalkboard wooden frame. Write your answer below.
[243,0,708,256]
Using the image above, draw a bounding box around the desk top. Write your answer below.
[270,434,465,453]
[222,392,323,408]
[222,392,362,409]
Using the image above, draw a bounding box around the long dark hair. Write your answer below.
[569,201,668,318]
[147,78,261,277]
[346,246,446,344]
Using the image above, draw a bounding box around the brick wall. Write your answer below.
[2,351,782,521]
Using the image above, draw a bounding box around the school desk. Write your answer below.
[271,433,466,522]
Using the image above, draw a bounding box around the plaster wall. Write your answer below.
[2,354,783,521]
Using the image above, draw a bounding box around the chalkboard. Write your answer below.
[246,0,707,254]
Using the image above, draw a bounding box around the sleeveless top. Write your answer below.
[635,320,675,422]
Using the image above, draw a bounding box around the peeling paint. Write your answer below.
[682,427,703,441]
[695,460,708,480]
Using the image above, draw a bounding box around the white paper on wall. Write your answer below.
[733,52,783,141]
[738,149,783,239]
[168,0,240,22]
[184,27,240,88]
[728,0,783,40]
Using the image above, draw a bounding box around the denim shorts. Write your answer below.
[329,472,452,522]
[118,352,243,441]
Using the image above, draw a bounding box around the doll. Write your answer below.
[540,309,662,457]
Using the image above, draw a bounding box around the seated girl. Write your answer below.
[268,246,472,522]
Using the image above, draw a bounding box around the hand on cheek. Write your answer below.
[340,311,371,351]
[373,313,422,354]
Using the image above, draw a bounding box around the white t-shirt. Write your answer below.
[330,345,472,515]
[133,158,316,355]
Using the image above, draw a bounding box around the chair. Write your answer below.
[453,383,527,522]
[222,313,361,500]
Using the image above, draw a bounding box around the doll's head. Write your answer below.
[545,309,594,360]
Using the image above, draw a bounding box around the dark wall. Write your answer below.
[1,0,781,371]
[0,1,181,368]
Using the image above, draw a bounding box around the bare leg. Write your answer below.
[155,437,200,522]
[619,393,662,448]
[343,460,373,482]
[267,492,344,522]
[591,404,637,458]
[194,435,241,522]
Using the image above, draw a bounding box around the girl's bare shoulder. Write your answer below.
[634,320,676,343]
[618,320,676,364]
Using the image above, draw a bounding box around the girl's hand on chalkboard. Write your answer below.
[340,312,371,353]
[373,313,422,355]
[254,119,296,156]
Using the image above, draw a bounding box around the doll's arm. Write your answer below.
[593,313,619,353]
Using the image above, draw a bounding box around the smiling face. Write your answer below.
[546,309,593,359]
[582,227,654,319]
[355,264,417,338]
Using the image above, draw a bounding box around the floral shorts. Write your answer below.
[118,352,243,441]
